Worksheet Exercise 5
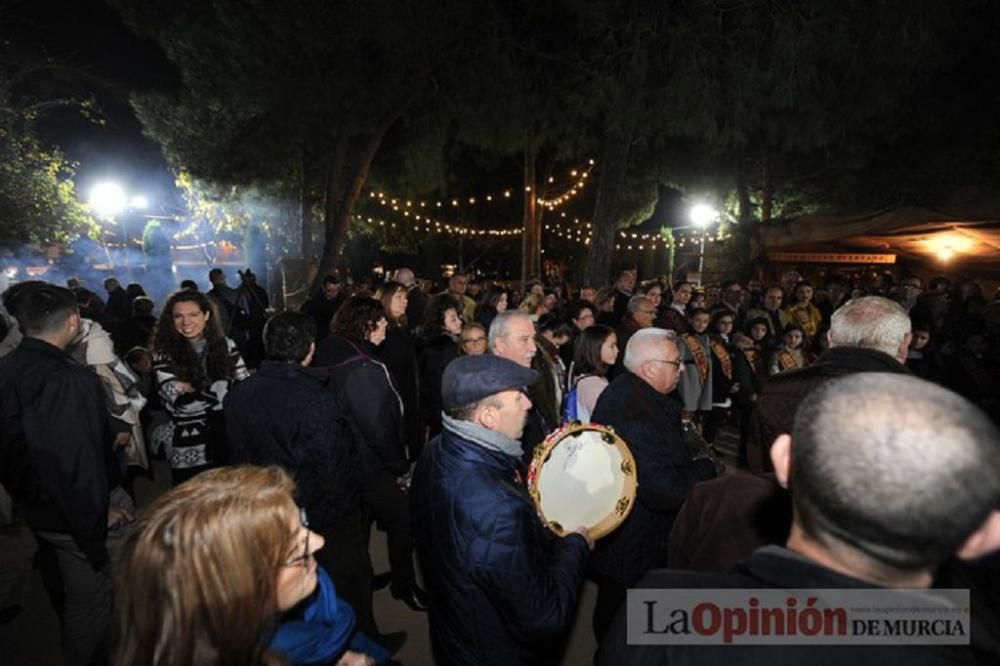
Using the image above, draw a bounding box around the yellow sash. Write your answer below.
[682,333,710,385]
[709,338,733,380]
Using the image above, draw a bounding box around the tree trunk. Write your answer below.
[586,123,632,286]
[314,117,395,288]
[520,137,540,284]
[299,149,314,258]
[760,153,773,223]
[736,156,753,225]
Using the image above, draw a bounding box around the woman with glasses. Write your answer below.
[113,466,390,666]
[459,322,488,356]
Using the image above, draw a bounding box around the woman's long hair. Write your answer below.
[375,281,407,328]
[113,466,299,666]
[474,285,506,324]
[574,325,615,378]
[151,290,235,387]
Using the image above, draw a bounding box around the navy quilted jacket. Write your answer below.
[411,427,590,666]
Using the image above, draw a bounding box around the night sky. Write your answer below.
[2,0,179,210]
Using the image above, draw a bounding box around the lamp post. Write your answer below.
[688,203,719,284]
[88,182,150,273]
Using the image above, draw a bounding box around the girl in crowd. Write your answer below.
[459,322,488,356]
[518,292,546,320]
[769,324,808,375]
[533,314,575,427]
[151,290,248,485]
[418,294,463,438]
[781,282,822,345]
[113,465,388,666]
[567,325,618,423]
[905,322,940,381]
[704,310,739,444]
[375,281,421,462]
[657,281,692,333]
[474,285,508,330]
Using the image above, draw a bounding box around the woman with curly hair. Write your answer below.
[418,294,463,440]
[151,290,248,485]
[313,296,428,612]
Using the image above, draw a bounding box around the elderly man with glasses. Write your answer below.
[589,328,718,643]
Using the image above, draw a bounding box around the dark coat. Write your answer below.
[301,291,346,342]
[313,335,408,478]
[590,372,717,586]
[224,361,362,529]
[411,427,590,666]
[113,313,157,356]
[708,334,736,403]
[0,338,113,568]
[598,546,983,666]
[377,325,421,453]
[405,286,427,336]
[611,317,643,379]
[417,333,458,438]
[655,307,691,334]
[748,347,909,472]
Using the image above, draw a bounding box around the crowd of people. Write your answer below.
[0,262,998,666]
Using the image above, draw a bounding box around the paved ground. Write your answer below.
[0,424,742,665]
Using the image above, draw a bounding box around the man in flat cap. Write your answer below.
[411,354,593,666]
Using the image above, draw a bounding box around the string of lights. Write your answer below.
[366,159,596,213]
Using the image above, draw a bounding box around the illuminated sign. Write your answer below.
[768,252,897,264]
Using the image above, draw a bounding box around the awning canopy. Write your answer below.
[758,191,1000,281]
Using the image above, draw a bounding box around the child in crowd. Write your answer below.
[678,309,714,427]
[769,324,808,375]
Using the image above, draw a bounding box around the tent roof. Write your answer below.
[759,192,1000,280]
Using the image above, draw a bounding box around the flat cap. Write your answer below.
[441,354,538,409]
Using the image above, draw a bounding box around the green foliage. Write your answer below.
[0,110,96,244]
[141,219,171,257]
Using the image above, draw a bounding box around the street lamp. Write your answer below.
[688,204,719,280]
[88,182,128,218]
[88,181,150,272]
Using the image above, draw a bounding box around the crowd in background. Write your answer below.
[0,262,998,666]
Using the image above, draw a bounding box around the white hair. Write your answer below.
[488,311,532,351]
[626,295,653,315]
[392,267,415,287]
[624,327,677,373]
[829,296,911,357]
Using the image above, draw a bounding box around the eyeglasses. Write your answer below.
[638,309,657,316]
[462,336,487,346]
[649,358,682,368]
[283,507,311,568]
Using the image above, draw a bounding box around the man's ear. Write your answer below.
[770,434,792,489]
[897,332,913,364]
[956,510,1000,561]
[825,329,833,349]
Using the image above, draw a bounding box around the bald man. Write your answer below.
[601,373,1000,666]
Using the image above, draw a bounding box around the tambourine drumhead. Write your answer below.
[527,423,637,540]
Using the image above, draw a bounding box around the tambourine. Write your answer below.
[526,422,637,539]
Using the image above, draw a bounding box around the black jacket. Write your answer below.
[417,333,458,438]
[224,361,362,528]
[113,313,157,356]
[411,426,590,666]
[377,325,421,451]
[598,546,984,666]
[748,347,909,472]
[590,372,717,586]
[0,338,113,568]
[301,291,346,342]
[313,335,408,478]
